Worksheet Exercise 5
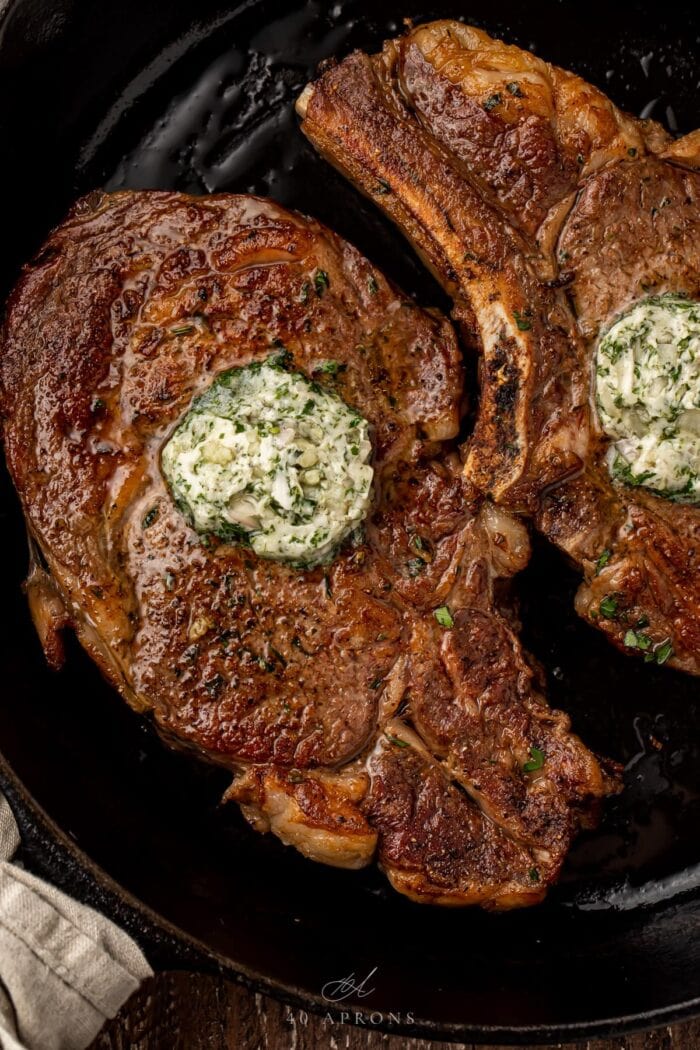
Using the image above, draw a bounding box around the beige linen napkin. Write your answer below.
[0,794,152,1050]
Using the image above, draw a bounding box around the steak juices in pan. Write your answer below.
[2,19,698,908]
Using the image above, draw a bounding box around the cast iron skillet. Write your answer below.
[0,0,699,1043]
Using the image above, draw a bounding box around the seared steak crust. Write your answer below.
[0,190,616,907]
[298,22,700,673]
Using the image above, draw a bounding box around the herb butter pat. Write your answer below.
[596,294,700,501]
[161,357,373,566]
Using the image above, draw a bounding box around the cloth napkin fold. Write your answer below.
[0,794,152,1050]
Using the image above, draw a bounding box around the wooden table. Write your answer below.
[92,973,700,1049]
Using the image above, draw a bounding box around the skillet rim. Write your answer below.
[1,752,700,1045]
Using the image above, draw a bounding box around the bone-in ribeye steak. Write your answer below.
[299,21,700,674]
[0,190,618,907]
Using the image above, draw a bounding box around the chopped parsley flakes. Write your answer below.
[599,595,619,619]
[523,746,545,773]
[434,605,454,628]
[314,269,330,296]
[595,549,612,574]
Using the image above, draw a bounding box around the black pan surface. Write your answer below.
[0,0,699,1043]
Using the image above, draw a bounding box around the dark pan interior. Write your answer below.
[0,0,699,1042]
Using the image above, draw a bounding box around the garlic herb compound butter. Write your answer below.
[595,294,700,502]
[161,355,373,566]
